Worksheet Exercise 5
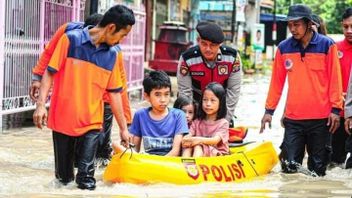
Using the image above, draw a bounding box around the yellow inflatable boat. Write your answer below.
[103,141,278,184]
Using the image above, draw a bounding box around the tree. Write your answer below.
[275,0,352,34]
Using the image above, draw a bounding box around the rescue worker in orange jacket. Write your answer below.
[260,4,343,176]
[29,13,132,166]
[341,7,352,169]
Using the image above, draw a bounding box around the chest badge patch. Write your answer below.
[180,65,189,76]
[284,59,293,71]
[338,51,343,59]
[218,65,228,75]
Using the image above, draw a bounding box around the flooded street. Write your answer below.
[1,74,352,197]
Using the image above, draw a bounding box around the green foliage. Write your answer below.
[275,0,352,34]
[240,53,254,71]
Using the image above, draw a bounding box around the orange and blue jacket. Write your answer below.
[32,22,132,124]
[47,27,124,136]
[337,39,352,117]
[265,32,343,120]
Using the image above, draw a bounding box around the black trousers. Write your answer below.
[346,134,352,168]
[281,118,331,176]
[53,130,100,186]
[74,103,113,164]
[96,103,113,159]
[331,118,349,163]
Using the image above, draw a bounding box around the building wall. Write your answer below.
[98,0,146,93]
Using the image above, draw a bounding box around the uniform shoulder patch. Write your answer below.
[180,64,189,76]
[232,60,241,73]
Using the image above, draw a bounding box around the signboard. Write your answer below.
[251,23,265,51]
[236,0,247,22]
[252,23,265,67]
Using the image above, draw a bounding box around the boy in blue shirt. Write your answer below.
[130,71,189,156]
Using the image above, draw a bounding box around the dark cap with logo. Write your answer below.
[284,4,319,26]
[196,21,224,44]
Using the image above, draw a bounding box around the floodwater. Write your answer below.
[1,74,352,197]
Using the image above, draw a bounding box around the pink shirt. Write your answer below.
[190,119,229,156]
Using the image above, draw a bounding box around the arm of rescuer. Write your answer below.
[344,67,352,135]
[30,23,68,101]
[326,44,343,133]
[117,51,132,125]
[177,56,193,98]
[260,48,287,133]
[225,52,242,122]
[105,51,132,125]
[107,52,130,145]
[33,34,69,129]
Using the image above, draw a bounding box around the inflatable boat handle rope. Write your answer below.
[120,142,135,159]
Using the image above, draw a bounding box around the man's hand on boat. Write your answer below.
[260,113,272,133]
[112,140,136,154]
[120,129,132,147]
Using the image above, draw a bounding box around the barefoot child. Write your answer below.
[182,82,229,157]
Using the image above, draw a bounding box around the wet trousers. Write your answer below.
[281,118,331,176]
[74,103,113,165]
[331,118,349,164]
[53,130,100,189]
[96,103,113,160]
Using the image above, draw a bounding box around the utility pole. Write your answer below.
[84,0,98,19]
[90,0,98,14]
[231,0,237,43]
[272,0,276,60]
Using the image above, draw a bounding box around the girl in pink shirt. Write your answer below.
[182,82,229,157]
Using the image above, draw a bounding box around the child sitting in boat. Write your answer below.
[126,71,189,156]
[182,82,229,157]
[173,95,197,127]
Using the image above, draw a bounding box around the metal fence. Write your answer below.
[0,0,146,130]
[120,6,146,92]
[0,0,83,131]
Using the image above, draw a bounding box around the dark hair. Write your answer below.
[302,17,311,25]
[84,13,103,27]
[99,4,135,33]
[173,95,198,119]
[198,82,227,120]
[143,71,171,95]
[311,14,327,35]
[342,7,352,20]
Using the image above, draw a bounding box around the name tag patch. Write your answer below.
[190,71,205,76]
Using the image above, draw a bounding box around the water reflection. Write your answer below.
[1,75,352,197]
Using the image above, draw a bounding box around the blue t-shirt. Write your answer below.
[130,107,189,155]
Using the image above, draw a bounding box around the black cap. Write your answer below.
[311,14,321,27]
[196,21,224,44]
[284,4,319,26]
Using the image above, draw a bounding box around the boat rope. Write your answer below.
[120,142,135,160]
